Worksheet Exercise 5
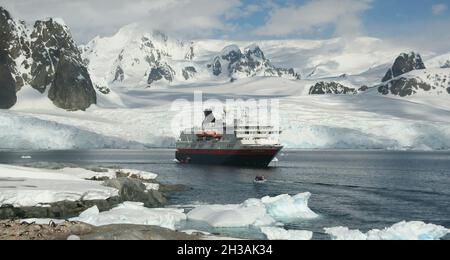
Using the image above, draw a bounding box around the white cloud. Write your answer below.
[432,4,448,15]
[255,0,373,37]
[0,0,242,43]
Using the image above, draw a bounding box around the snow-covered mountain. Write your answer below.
[81,24,302,88]
[0,7,96,111]
[378,52,450,97]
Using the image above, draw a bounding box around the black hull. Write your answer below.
[175,148,282,168]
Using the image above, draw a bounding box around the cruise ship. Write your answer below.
[175,109,283,167]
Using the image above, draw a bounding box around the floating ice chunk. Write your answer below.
[261,227,313,240]
[324,227,367,240]
[261,192,318,220]
[67,235,81,240]
[366,221,449,240]
[187,193,317,228]
[187,202,274,228]
[71,202,186,230]
[325,221,449,240]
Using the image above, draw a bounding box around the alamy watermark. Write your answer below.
[170,91,281,136]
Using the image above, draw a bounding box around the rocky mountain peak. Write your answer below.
[382,52,426,82]
[209,44,300,81]
[0,6,12,21]
[245,44,265,60]
[0,7,96,111]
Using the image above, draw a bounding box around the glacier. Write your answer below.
[4,77,450,150]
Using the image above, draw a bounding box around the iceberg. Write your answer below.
[71,202,186,230]
[325,221,449,240]
[260,227,313,240]
[187,192,317,228]
[261,192,318,220]
[324,227,367,240]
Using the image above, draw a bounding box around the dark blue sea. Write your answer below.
[1,149,449,239]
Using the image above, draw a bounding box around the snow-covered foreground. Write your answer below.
[0,164,118,207]
[4,76,450,150]
[0,165,159,207]
[1,164,447,240]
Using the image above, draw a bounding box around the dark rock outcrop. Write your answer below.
[0,50,17,108]
[113,66,124,82]
[378,77,433,97]
[185,45,194,60]
[382,52,426,82]
[0,7,31,91]
[182,66,197,80]
[358,85,369,92]
[210,56,222,76]
[103,178,167,208]
[48,55,97,111]
[147,62,175,85]
[309,81,357,95]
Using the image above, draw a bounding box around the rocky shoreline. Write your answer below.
[0,220,199,240]
[0,163,196,240]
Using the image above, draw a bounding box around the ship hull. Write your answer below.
[175,147,282,168]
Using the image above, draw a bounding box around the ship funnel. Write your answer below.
[202,109,216,127]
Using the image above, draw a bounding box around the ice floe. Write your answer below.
[71,202,186,230]
[187,192,317,228]
[325,221,449,240]
[260,227,313,240]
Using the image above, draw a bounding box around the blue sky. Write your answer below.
[1,0,449,51]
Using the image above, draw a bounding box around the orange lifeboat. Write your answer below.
[196,131,223,139]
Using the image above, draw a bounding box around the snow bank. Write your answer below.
[0,164,118,207]
[71,202,186,230]
[260,227,313,240]
[325,221,449,240]
[187,192,317,228]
